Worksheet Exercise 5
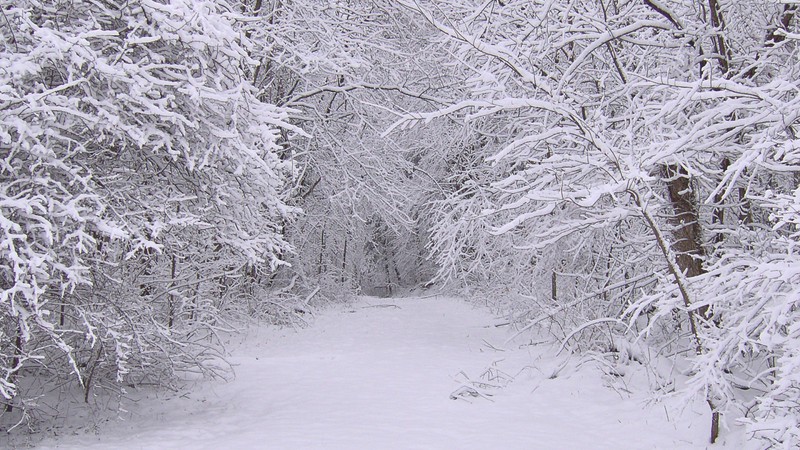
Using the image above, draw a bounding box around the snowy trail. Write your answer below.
[37,296,724,449]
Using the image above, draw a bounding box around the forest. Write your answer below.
[1,0,799,447]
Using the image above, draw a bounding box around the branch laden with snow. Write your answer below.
[0,0,301,420]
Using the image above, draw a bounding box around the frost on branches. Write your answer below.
[0,0,301,426]
[701,185,800,446]
[391,0,800,445]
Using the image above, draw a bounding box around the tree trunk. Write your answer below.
[318,228,326,276]
[5,325,22,413]
[341,238,347,283]
[169,251,177,329]
[663,165,711,321]
[663,165,705,279]
[662,165,718,443]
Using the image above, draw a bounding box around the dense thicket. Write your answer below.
[0,0,440,432]
[0,0,301,427]
[238,0,444,297]
[390,0,800,445]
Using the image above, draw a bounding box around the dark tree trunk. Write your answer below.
[663,164,717,443]
[341,238,347,283]
[169,251,177,329]
[318,228,326,276]
[5,326,22,413]
[663,165,706,277]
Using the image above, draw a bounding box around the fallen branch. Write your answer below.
[303,287,321,306]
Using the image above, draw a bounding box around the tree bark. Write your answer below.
[661,165,718,443]
[341,238,348,283]
[318,228,326,276]
[663,165,705,279]
[5,325,22,413]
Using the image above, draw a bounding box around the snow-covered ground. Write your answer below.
[29,296,748,449]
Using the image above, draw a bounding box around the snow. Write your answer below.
[32,296,748,449]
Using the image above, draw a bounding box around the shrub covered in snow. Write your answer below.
[0,0,300,428]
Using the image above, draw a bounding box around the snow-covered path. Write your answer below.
[38,296,727,449]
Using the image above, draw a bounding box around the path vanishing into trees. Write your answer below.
[38,296,729,449]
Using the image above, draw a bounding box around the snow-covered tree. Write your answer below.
[239,0,450,296]
[0,0,300,424]
[389,0,800,443]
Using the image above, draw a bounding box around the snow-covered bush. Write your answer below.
[393,0,800,444]
[691,185,800,447]
[0,0,300,426]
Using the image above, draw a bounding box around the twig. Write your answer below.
[1,9,19,53]
[556,318,627,356]
[302,287,321,307]
[481,339,505,352]
[503,272,655,345]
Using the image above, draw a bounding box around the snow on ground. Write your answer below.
[31,296,747,449]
